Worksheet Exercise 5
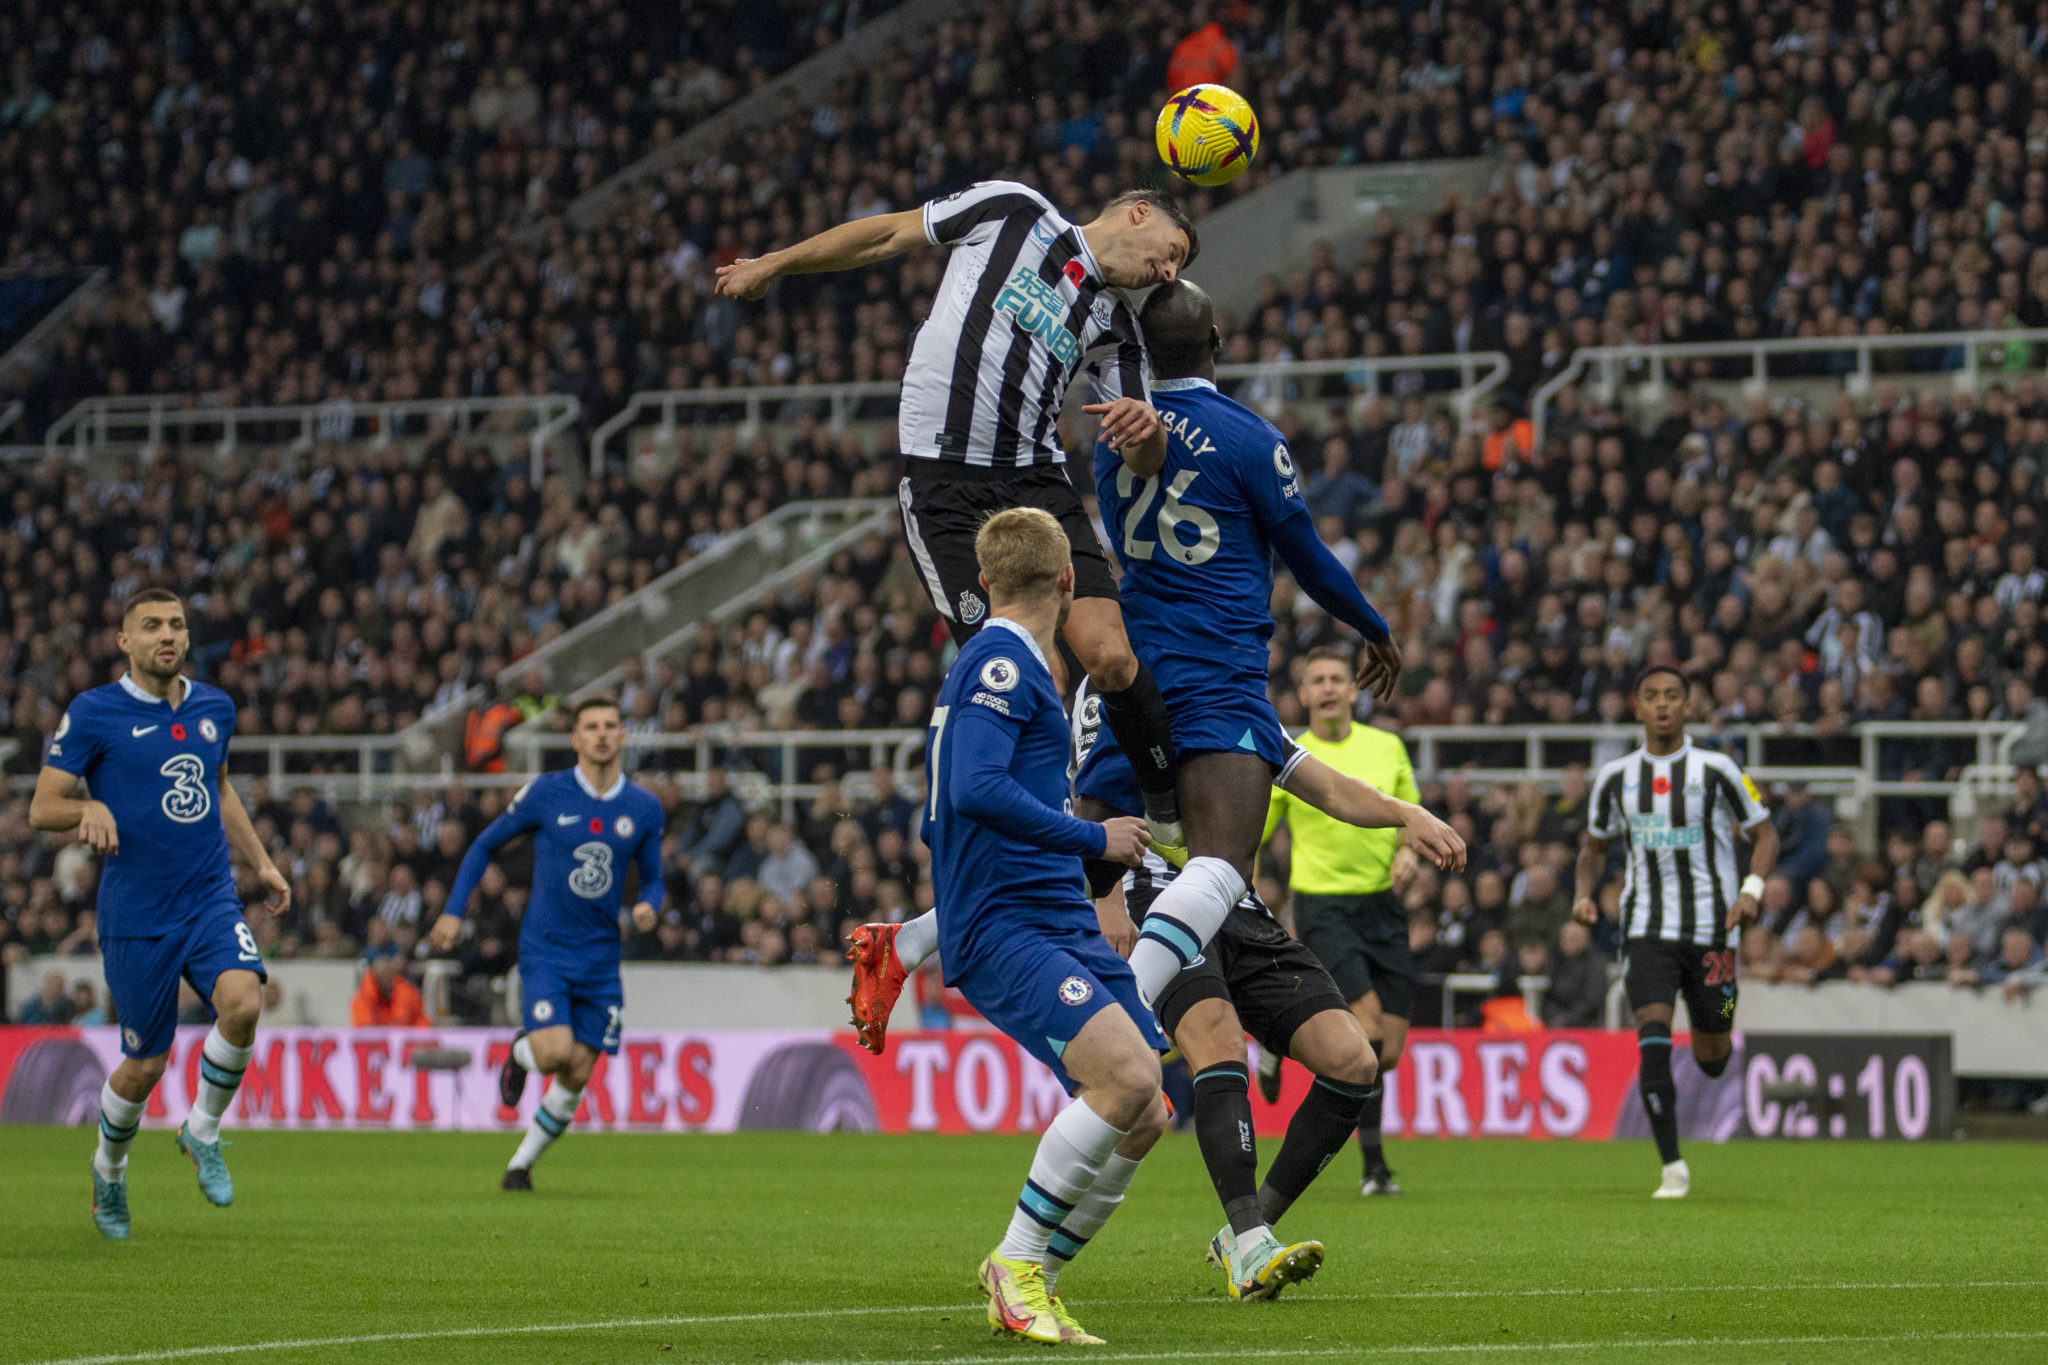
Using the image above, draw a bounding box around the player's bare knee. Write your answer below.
[563,1048,599,1091]
[213,978,262,1037]
[1295,1011,1377,1088]
[117,1055,169,1094]
[1693,1035,1732,1078]
[1326,1037,1377,1089]
[1101,1053,1163,1128]
[1074,634,1137,692]
[1173,999,1247,1073]
[1123,1092,1170,1155]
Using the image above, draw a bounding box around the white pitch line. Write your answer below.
[18,1279,2048,1365]
[1350,1276,2048,1302]
[784,1330,2048,1365]
[18,1305,965,1365]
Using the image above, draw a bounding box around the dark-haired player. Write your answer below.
[1576,665,1780,1198]
[1088,278,1403,1031]
[717,179,1195,864]
[31,588,291,1239]
[431,697,665,1188]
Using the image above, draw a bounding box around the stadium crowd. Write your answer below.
[12,0,2048,438]
[7,348,2048,1023]
[2,0,2048,1040]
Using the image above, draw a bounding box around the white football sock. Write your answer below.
[186,1027,252,1143]
[509,1080,582,1171]
[1128,857,1246,1005]
[94,1081,145,1182]
[512,1034,538,1071]
[893,909,939,971]
[1042,1152,1142,1293]
[997,1100,1127,1263]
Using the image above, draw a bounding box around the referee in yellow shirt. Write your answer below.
[1262,645,1419,1196]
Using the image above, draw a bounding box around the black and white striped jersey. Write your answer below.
[900,180,1149,468]
[1588,738,1771,948]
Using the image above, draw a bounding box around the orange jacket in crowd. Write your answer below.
[1167,22,1238,93]
[464,699,521,773]
[351,971,429,1027]
[1483,417,1536,470]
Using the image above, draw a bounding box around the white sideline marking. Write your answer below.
[795,1331,2048,1365]
[21,1306,962,1365]
[21,1280,2047,1365]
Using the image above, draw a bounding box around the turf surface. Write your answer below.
[0,1127,2042,1364]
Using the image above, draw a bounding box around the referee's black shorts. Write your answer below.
[1128,882,1351,1062]
[897,459,1118,646]
[1292,890,1417,1020]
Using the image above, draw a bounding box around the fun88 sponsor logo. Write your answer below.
[994,267,1081,367]
[1629,813,1703,849]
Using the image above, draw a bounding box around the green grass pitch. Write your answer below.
[1,1127,2043,1364]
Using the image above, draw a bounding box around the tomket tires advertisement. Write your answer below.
[0,1026,1952,1139]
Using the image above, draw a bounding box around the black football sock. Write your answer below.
[1259,1076,1373,1227]
[1356,1085,1388,1176]
[1193,1062,1263,1235]
[1637,1022,1681,1164]
[1098,661,1180,826]
[1357,1037,1388,1176]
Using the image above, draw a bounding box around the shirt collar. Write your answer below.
[1073,228,1103,283]
[1151,377,1215,392]
[574,765,626,800]
[119,672,188,708]
[984,616,1049,672]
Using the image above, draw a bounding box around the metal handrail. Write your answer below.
[14,720,2025,831]
[43,393,582,480]
[586,352,1514,475]
[415,498,895,728]
[1400,720,2024,781]
[1397,719,2027,852]
[1530,327,2048,451]
[560,504,900,706]
[505,725,926,823]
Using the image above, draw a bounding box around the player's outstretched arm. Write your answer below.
[1279,752,1465,871]
[1264,500,1398,702]
[949,703,1138,862]
[1573,834,1611,924]
[713,209,928,299]
[28,766,119,853]
[432,806,537,951]
[219,776,290,913]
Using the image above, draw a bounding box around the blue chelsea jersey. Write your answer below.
[923,619,1100,977]
[450,768,667,968]
[45,675,240,938]
[1094,377,1307,667]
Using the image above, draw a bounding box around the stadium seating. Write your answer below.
[0,0,879,434]
[4,0,2047,1025]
